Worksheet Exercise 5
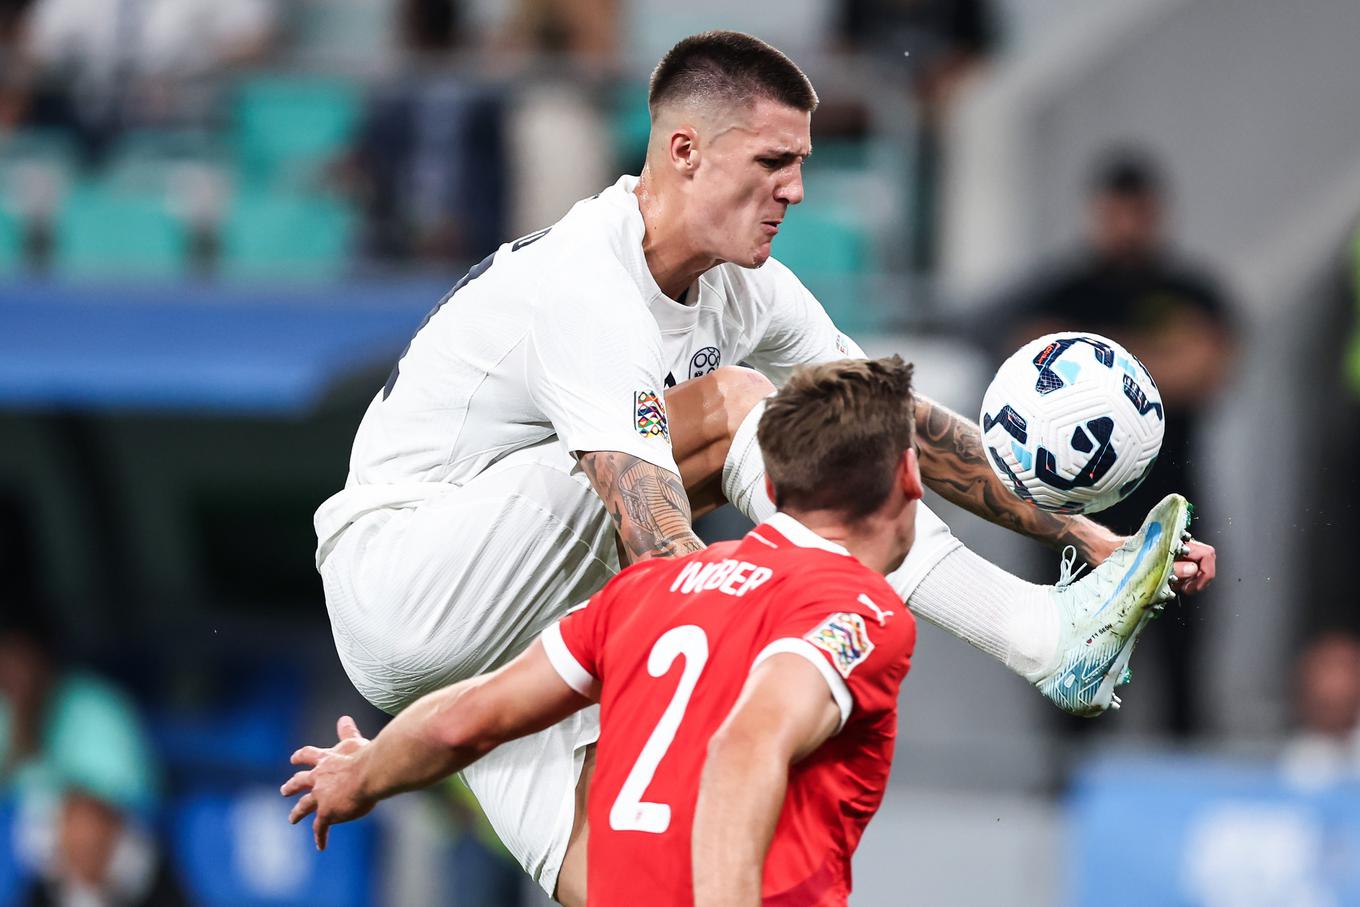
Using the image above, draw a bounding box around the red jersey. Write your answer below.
[541,512,916,906]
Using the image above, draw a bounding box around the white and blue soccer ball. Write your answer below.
[979,332,1165,514]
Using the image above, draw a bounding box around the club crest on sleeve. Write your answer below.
[635,390,669,441]
[805,612,874,678]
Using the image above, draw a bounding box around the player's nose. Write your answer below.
[776,167,804,206]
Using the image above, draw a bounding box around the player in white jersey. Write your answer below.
[314,31,1216,903]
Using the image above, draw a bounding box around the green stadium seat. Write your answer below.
[231,76,361,187]
[219,189,355,282]
[773,201,876,334]
[104,130,224,186]
[0,205,23,275]
[0,128,79,171]
[774,202,871,276]
[610,83,652,173]
[53,183,190,280]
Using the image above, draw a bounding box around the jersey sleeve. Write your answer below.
[751,578,914,731]
[541,597,607,700]
[525,280,681,476]
[741,257,866,385]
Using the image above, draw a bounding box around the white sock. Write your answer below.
[721,398,777,524]
[905,546,1060,681]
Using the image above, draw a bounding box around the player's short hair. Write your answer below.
[648,30,819,116]
[759,356,915,520]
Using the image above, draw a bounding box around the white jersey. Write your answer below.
[315,175,862,563]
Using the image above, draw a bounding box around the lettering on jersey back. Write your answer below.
[670,559,774,598]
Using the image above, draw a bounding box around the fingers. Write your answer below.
[1172,561,1200,581]
[291,745,328,767]
[336,715,363,741]
[280,770,313,798]
[1172,541,1216,596]
[289,793,317,825]
[315,815,331,851]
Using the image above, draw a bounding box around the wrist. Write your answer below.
[1078,523,1122,565]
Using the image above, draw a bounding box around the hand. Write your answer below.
[280,716,375,850]
[1170,538,1216,595]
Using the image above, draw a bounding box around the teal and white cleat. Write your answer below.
[1035,493,1192,717]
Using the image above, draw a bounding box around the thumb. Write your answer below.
[336,715,362,741]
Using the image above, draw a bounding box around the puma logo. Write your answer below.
[858,593,893,627]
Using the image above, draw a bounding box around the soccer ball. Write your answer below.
[979,332,1164,514]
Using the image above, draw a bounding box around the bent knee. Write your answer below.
[710,366,775,432]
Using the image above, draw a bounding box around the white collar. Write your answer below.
[762,512,852,557]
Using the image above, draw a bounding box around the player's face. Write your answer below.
[693,99,811,268]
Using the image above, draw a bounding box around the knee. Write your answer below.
[711,367,775,436]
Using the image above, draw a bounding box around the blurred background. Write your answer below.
[1,0,1358,904]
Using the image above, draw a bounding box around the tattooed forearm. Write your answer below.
[579,451,706,565]
[913,395,1121,564]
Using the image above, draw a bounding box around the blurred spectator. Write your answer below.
[493,0,620,73]
[990,148,1236,737]
[837,0,999,272]
[348,0,508,265]
[1280,632,1360,789]
[1,0,277,160]
[0,608,188,907]
[495,0,617,238]
[839,0,996,112]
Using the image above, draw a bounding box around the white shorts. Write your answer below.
[319,440,614,894]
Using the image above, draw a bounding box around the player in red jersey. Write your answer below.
[282,356,923,904]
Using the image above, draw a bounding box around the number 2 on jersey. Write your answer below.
[609,625,708,834]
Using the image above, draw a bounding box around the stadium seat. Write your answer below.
[53,183,191,280]
[231,76,361,187]
[104,130,225,188]
[610,83,652,173]
[0,129,79,172]
[0,206,23,276]
[172,786,376,907]
[0,129,79,251]
[218,189,356,282]
[774,200,873,323]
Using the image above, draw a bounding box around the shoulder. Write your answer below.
[499,185,648,312]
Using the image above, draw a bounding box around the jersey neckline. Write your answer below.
[754,513,852,557]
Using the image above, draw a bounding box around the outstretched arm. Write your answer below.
[281,640,591,849]
[692,655,842,907]
[579,450,706,565]
[913,395,1121,564]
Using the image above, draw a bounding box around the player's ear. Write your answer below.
[899,448,923,504]
[764,475,778,512]
[669,126,699,175]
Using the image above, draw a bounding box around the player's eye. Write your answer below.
[757,157,782,170]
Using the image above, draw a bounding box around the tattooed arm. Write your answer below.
[578,451,706,565]
[913,395,1122,565]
